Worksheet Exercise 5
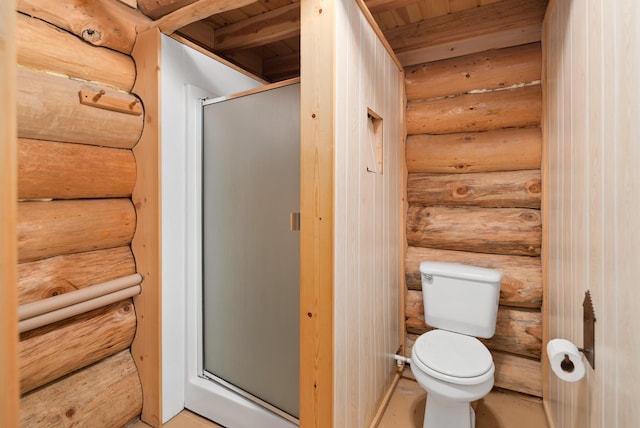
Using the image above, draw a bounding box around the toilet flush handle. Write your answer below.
[422,274,433,284]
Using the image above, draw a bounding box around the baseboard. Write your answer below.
[369,371,402,428]
[542,399,556,428]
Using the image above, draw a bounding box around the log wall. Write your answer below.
[15,10,144,426]
[404,42,543,397]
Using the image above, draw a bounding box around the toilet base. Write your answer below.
[422,394,476,428]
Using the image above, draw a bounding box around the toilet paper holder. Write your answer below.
[580,290,596,370]
[552,291,595,375]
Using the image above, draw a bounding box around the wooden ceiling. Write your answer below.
[137,0,547,83]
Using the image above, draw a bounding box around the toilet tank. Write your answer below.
[420,261,502,339]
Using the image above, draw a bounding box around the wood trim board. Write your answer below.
[131,27,163,427]
[540,0,552,407]
[299,1,335,426]
[0,0,19,426]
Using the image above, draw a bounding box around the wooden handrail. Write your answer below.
[18,274,142,333]
[19,273,142,320]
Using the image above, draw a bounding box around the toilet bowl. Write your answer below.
[411,329,495,428]
[414,261,502,428]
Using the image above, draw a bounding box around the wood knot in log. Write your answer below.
[454,184,470,197]
[527,179,542,194]
[81,27,104,45]
[519,210,540,222]
[49,287,70,298]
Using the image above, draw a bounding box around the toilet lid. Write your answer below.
[414,330,492,378]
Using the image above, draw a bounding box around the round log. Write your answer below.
[16,13,135,91]
[404,246,542,308]
[405,291,542,358]
[19,350,142,427]
[408,170,541,209]
[406,128,542,173]
[19,299,136,394]
[18,138,136,200]
[18,246,136,305]
[406,85,542,135]
[17,67,143,148]
[406,206,542,256]
[17,199,136,263]
[405,42,542,101]
[491,351,542,397]
[17,0,148,54]
[487,308,542,359]
[405,334,542,397]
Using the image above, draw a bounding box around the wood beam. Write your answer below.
[0,0,19,425]
[214,2,300,53]
[138,0,198,20]
[384,0,547,66]
[138,0,257,35]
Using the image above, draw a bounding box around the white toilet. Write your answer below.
[410,261,502,428]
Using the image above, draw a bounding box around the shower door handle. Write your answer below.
[290,212,300,231]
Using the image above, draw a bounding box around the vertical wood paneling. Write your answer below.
[613,3,640,427]
[544,0,640,426]
[585,1,604,425]
[333,1,403,426]
[0,1,19,426]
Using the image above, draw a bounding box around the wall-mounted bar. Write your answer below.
[18,273,142,333]
[78,90,143,116]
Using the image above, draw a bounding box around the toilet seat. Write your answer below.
[413,330,494,385]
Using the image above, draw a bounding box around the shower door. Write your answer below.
[201,82,300,423]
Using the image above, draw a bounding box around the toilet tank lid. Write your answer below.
[419,262,502,283]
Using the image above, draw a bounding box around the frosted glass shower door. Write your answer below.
[201,82,300,420]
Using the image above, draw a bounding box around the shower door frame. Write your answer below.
[183,83,299,428]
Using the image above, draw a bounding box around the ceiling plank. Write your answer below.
[214,2,300,52]
[365,0,420,14]
[263,51,300,81]
[177,20,215,49]
[137,0,257,35]
[385,0,547,66]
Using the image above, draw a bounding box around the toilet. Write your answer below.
[410,261,502,428]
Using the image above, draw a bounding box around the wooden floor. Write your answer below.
[128,372,547,428]
[378,373,548,428]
